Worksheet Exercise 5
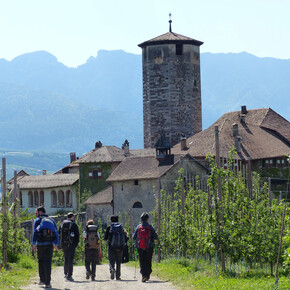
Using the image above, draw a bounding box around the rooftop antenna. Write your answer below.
[169,13,172,32]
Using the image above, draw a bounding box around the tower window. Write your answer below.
[176,44,183,55]
[133,201,143,208]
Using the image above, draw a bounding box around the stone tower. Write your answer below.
[139,20,203,148]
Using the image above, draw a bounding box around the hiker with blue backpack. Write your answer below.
[133,212,158,283]
[59,212,79,281]
[32,206,59,289]
[104,215,126,280]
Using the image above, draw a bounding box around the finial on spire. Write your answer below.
[169,13,172,32]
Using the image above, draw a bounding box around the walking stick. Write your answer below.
[134,247,137,278]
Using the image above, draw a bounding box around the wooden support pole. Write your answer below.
[2,158,8,266]
[214,125,226,272]
[247,158,252,199]
[157,179,161,263]
[17,184,21,219]
[275,204,287,280]
[181,177,185,215]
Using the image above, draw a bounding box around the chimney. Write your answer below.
[180,137,187,150]
[95,141,102,149]
[235,136,242,153]
[70,152,76,163]
[241,105,248,115]
[42,170,47,175]
[122,139,130,157]
[232,123,238,137]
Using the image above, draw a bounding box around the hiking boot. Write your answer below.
[142,277,147,282]
[86,272,90,279]
[45,284,51,288]
[91,276,95,281]
[38,281,45,285]
[110,270,115,280]
[66,276,74,281]
[116,277,121,280]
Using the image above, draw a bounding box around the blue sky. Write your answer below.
[0,0,289,67]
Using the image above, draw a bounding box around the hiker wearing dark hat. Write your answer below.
[133,212,158,282]
[59,212,79,281]
[104,215,126,280]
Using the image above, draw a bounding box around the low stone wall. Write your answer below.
[21,212,87,242]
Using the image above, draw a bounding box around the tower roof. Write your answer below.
[138,31,203,48]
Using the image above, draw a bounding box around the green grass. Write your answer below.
[0,255,38,290]
[129,258,290,289]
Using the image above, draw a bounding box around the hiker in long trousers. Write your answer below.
[104,215,126,280]
[83,219,102,281]
[133,212,158,283]
[32,206,59,289]
[59,212,79,281]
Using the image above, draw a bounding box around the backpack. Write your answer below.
[37,217,56,242]
[137,225,151,249]
[109,222,125,248]
[60,220,73,248]
[86,225,99,250]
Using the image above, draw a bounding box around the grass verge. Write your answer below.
[128,258,290,289]
[0,255,38,290]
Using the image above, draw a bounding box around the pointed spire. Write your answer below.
[169,13,172,32]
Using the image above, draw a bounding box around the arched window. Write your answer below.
[51,190,57,207]
[28,191,33,207]
[58,190,65,207]
[66,190,72,207]
[34,191,39,206]
[132,201,143,208]
[19,191,23,207]
[40,191,44,206]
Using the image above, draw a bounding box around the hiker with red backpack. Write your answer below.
[133,212,158,283]
[83,219,102,281]
[59,212,79,281]
[104,215,126,280]
[32,206,59,289]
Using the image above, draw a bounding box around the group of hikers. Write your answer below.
[32,206,158,288]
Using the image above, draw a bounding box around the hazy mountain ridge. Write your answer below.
[0,50,289,157]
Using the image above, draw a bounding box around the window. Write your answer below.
[58,190,65,207]
[176,44,183,55]
[134,180,139,186]
[40,191,44,206]
[133,201,143,208]
[34,191,39,206]
[66,190,72,207]
[89,169,102,179]
[28,191,33,207]
[51,190,57,207]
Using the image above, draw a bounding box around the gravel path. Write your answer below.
[22,263,176,290]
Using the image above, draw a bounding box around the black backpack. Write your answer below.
[109,222,125,248]
[60,220,73,248]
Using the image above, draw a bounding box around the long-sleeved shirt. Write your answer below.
[32,214,59,246]
[133,222,158,248]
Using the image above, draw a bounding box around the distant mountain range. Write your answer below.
[0,50,289,156]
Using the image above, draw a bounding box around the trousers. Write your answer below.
[37,244,53,285]
[108,248,123,279]
[85,248,99,278]
[138,247,153,279]
[63,246,76,277]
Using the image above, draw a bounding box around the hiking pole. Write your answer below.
[134,247,137,278]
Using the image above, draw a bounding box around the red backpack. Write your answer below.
[137,225,151,249]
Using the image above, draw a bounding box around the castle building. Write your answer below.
[139,19,203,148]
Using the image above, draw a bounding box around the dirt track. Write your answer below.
[22,263,176,290]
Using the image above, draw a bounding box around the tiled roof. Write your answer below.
[77,146,125,163]
[107,155,183,182]
[84,186,113,205]
[10,174,79,190]
[138,32,203,48]
[172,108,290,160]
